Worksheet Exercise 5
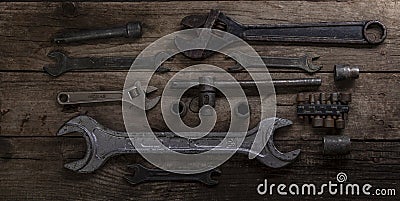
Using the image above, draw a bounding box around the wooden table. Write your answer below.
[0,1,399,200]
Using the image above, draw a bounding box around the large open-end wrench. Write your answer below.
[43,51,170,77]
[57,115,300,173]
[179,9,387,59]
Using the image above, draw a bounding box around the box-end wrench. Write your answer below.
[43,51,170,77]
[57,115,300,173]
[53,22,142,44]
[179,9,387,59]
[57,82,160,110]
[227,53,322,73]
[125,164,221,186]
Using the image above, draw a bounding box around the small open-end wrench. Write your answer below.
[43,51,170,77]
[125,164,221,186]
[179,9,387,59]
[57,82,160,110]
[53,22,142,44]
[227,53,321,73]
[57,115,300,173]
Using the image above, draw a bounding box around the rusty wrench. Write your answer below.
[57,82,160,110]
[43,51,170,77]
[227,53,321,73]
[178,9,387,59]
[57,115,300,173]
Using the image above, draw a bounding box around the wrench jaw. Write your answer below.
[304,54,322,73]
[57,116,105,173]
[123,82,161,111]
[254,118,301,168]
[43,51,69,77]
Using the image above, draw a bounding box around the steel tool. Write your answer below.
[171,76,321,113]
[57,82,160,110]
[179,9,387,59]
[53,22,142,44]
[57,115,300,173]
[296,92,351,129]
[323,135,351,155]
[125,164,221,186]
[334,64,360,81]
[228,53,321,73]
[43,51,170,77]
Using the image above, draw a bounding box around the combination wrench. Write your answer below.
[57,115,300,173]
[227,53,321,73]
[57,82,160,110]
[178,9,387,59]
[125,164,221,186]
[43,51,170,77]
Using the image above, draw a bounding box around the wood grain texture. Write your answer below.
[0,1,399,72]
[0,1,399,201]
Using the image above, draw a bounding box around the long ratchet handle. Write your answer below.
[242,21,386,44]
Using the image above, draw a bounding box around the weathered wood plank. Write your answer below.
[0,1,399,201]
[1,72,398,139]
[0,137,398,200]
[0,1,399,72]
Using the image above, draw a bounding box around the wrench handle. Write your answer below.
[126,164,220,185]
[54,22,142,43]
[242,21,386,44]
[66,57,135,71]
[57,91,122,105]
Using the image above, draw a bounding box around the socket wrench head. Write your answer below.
[323,135,351,155]
[334,64,360,81]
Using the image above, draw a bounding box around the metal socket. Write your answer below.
[335,118,346,129]
[323,135,351,155]
[334,64,360,81]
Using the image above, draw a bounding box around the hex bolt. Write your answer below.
[53,22,142,44]
[312,94,324,127]
[323,135,351,155]
[334,64,360,81]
